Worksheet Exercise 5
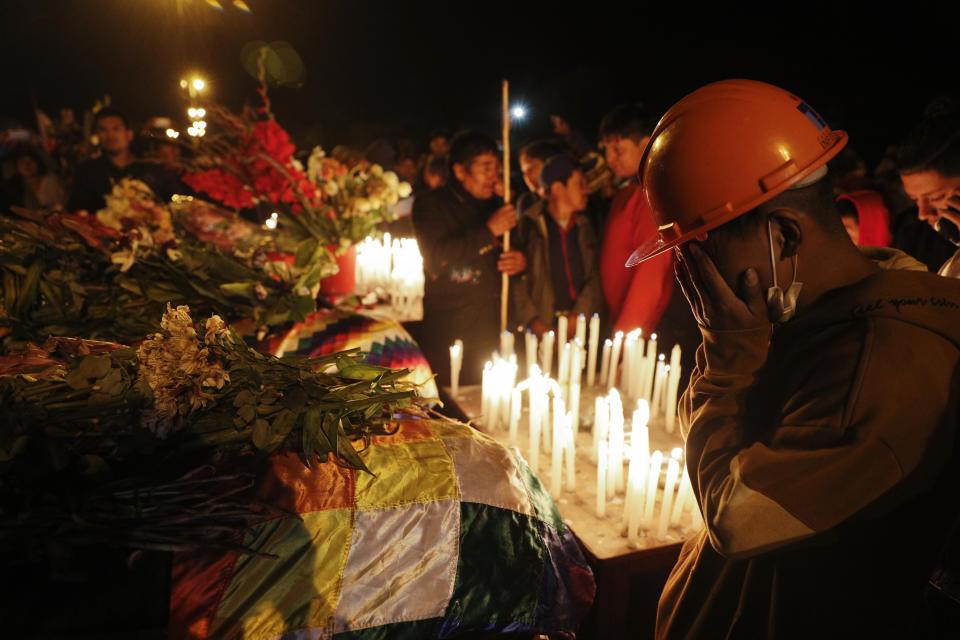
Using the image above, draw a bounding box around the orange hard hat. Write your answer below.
[627,79,848,265]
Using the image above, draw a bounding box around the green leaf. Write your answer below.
[219,282,256,301]
[336,429,372,475]
[14,261,43,316]
[237,403,256,423]
[294,238,319,269]
[339,363,389,381]
[289,294,315,323]
[232,389,256,408]
[251,418,272,450]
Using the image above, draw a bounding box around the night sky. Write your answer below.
[1,0,955,167]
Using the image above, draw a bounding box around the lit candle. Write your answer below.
[509,387,521,441]
[607,331,624,390]
[632,400,650,463]
[622,330,639,399]
[564,412,576,490]
[557,314,568,352]
[568,341,582,438]
[500,330,514,358]
[643,333,658,403]
[586,313,600,387]
[593,395,608,462]
[450,339,463,397]
[642,450,664,528]
[651,354,667,417]
[670,465,693,527]
[596,441,608,518]
[541,331,555,378]
[657,458,681,540]
[598,338,612,389]
[481,361,492,424]
[551,396,564,495]
[558,342,571,390]
[526,331,538,377]
[575,313,586,346]
[607,389,625,496]
[665,344,682,434]
[631,331,646,400]
[528,369,541,474]
[626,451,644,545]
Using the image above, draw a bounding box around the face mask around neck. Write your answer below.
[765,218,803,323]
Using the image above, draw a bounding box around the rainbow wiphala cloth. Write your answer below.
[170,419,596,639]
[242,307,439,401]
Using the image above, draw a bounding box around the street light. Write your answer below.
[510,104,527,120]
[192,78,205,91]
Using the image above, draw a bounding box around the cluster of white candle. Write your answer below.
[452,313,704,546]
[355,234,425,321]
[599,331,683,433]
[597,395,703,544]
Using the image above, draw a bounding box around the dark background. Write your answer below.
[0,0,955,168]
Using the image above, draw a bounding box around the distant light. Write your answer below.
[197,128,206,137]
[187,127,199,137]
[180,79,188,89]
[194,120,206,130]
[196,108,206,118]
[510,105,527,120]
[187,107,198,118]
[264,212,279,230]
[165,128,179,139]
[192,78,205,91]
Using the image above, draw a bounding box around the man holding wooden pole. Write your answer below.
[412,126,525,388]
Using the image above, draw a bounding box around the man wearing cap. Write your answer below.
[635,80,960,639]
[512,154,602,339]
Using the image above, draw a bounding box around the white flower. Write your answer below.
[323,181,339,197]
[367,196,382,210]
[369,164,384,178]
[354,198,371,213]
[291,158,304,172]
[383,171,399,189]
[398,182,412,198]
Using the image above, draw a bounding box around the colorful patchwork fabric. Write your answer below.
[169,419,595,639]
[238,307,438,401]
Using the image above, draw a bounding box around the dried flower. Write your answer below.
[137,304,231,437]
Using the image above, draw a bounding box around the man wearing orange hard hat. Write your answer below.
[635,80,960,639]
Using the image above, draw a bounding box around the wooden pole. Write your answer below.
[500,79,511,335]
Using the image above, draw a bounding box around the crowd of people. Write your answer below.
[5,82,960,638]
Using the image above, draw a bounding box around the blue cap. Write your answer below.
[539,154,599,190]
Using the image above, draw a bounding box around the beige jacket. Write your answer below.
[657,250,960,639]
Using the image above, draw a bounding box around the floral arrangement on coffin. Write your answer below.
[0,178,333,349]
[176,97,411,278]
[0,304,422,566]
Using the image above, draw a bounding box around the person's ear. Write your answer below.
[771,211,802,259]
[549,181,564,198]
[452,163,467,183]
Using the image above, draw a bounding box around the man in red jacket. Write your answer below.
[599,104,674,334]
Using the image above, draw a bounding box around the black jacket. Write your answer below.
[412,180,504,311]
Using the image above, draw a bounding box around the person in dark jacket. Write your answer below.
[512,154,603,339]
[68,107,179,212]
[411,130,524,386]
